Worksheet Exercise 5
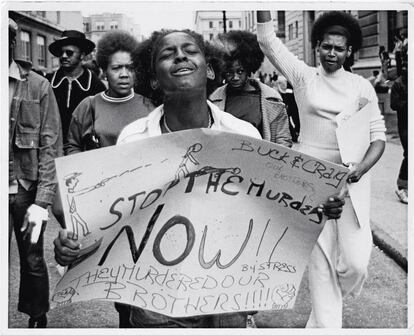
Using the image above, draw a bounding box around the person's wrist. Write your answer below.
[34,200,49,209]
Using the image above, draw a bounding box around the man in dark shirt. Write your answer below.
[47,30,106,145]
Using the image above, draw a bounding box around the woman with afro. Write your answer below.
[209,30,292,147]
[63,29,155,326]
[257,11,386,328]
[65,30,155,154]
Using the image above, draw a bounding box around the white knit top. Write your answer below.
[257,21,386,164]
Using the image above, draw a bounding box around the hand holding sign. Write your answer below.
[52,129,348,317]
[54,229,81,266]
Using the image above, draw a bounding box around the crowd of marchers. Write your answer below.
[9,9,407,329]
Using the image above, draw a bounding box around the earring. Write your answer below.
[150,79,159,90]
[207,68,215,80]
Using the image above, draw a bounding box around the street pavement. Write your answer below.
[254,108,409,329]
[7,107,408,330]
[370,110,408,271]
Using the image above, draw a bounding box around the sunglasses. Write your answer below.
[58,49,76,57]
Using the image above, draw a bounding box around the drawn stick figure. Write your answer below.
[64,173,91,239]
[175,143,202,180]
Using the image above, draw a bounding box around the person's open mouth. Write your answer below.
[172,66,195,76]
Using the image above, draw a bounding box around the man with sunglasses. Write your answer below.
[47,30,106,146]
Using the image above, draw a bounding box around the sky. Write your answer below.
[81,3,199,37]
[9,0,408,38]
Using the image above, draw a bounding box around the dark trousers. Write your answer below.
[397,109,408,187]
[130,306,247,328]
[9,184,50,318]
[395,51,403,77]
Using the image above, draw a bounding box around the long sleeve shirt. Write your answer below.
[65,91,155,154]
[257,21,386,163]
[9,59,63,205]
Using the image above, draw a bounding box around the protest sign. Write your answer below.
[52,129,349,317]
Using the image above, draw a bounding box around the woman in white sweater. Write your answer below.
[256,11,386,328]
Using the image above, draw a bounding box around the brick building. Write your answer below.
[194,11,243,41]
[9,11,83,73]
[242,10,408,78]
[83,12,142,46]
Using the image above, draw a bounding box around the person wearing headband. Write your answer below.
[257,10,386,328]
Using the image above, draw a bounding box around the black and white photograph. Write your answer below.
[2,0,411,333]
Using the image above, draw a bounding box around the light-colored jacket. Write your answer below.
[209,79,292,147]
[9,59,63,206]
[117,100,261,144]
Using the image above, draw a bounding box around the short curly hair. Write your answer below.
[218,30,264,75]
[133,29,206,106]
[96,30,140,71]
[311,11,362,52]
[204,41,226,95]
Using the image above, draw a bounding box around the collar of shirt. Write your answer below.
[318,64,346,78]
[51,67,92,91]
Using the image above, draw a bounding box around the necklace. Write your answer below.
[162,111,213,133]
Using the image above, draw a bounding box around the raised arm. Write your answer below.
[256,11,309,87]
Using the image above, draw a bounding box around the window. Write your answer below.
[209,21,213,28]
[295,21,299,38]
[229,20,233,28]
[84,22,90,32]
[277,11,285,38]
[209,33,214,40]
[110,21,118,30]
[239,20,241,28]
[288,23,293,40]
[96,22,104,30]
[37,35,46,67]
[20,30,31,61]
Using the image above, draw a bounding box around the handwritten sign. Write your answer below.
[52,129,348,317]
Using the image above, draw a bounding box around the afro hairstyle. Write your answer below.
[96,30,140,71]
[218,30,264,75]
[311,11,362,52]
[204,41,226,95]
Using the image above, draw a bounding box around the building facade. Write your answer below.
[354,10,408,77]
[194,11,243,41]
[242,10,408,78]
[9,11,83,73]
[83,12,142,45]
